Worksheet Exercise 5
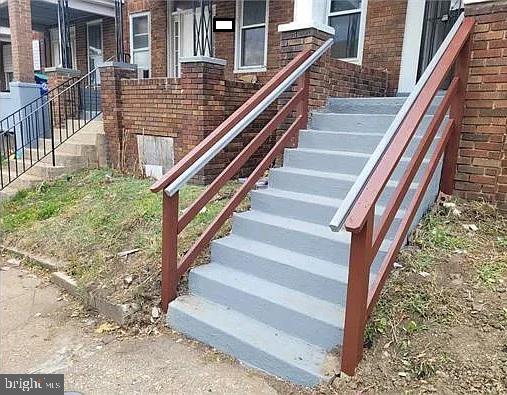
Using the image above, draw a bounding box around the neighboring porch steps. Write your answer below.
[0,118,106,199]
[167,96,444,385]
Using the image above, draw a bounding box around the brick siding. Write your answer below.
[362,0,408,93]
[125,0,167,77]
[280,28,389,111]
[455,1,507,211]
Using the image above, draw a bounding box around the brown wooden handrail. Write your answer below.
[345,17,475,233]
[150,37,332,313]
[340,16,474,376]
[150,49,312,193]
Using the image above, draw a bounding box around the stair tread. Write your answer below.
[191,263,345,328]
[252,187,342,208]
[252,187,407,219]
[300,129,385,137]
[213,234,348,283]
[234,209,351,244]
[271,166,420,190]
[168,295,331,381]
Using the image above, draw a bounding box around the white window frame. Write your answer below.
[130,11,151,78]
[50,26,77,69]
[327,0,368,64]
[86,20,104,71]
[234,0,269,73]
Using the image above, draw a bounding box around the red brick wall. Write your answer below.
[106,62,274,182]
[280,28,389,111]
[125,0,167,77]
[455,1,507,211]
[7,0,34,82]
[362,0,408,93]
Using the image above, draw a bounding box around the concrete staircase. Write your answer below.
[0,118,106,199]
[167,96,444,386]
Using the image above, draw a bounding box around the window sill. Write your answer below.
[234,66,267,74]
[334,57,362,66]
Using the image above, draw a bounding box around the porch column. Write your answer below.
[179,56,226,184]
[7,0,34,82]
[99,61,137,169]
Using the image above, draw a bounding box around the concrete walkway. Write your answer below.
[0,256,282,394]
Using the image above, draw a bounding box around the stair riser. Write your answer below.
[284,149,428,182]
[232,212,378,263]
[38,139,98,157]
[0,175,40,190]
[21,149,94,168]
[167,307,324,386]
[250,190,403,238]
[269,169,418,208]
[211,242,346,303]
[325,101,441,115]
[309,114,434,133]
[298,131,436,156]
[19,164,67,179]
[189,270,343,350]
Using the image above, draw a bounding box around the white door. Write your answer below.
[87,21,103,84]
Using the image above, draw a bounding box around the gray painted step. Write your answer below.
[325,96,443,114]
[167,295,336,385]
[189,264,345,350]
[309,113,435,133]
[211,235,348,303]
[298,130,438,155]
[283,148,430,181]
[250,188,405,237]
[166,95,444,386]
[231,210,390,263]
[269,167,418,207]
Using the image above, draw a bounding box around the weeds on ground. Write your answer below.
[362,197,507,384]
[0,169,247,308]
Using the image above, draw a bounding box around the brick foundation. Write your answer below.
[455,1,507,211]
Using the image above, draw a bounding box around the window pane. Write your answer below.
[88,24,102,53]
[133,50,150,70]
[243,0,266,26]
[330,0,361,13]
[241,26,265,67]
[133,16,148,35]
[329,13,360,58]
[133,34,149,49]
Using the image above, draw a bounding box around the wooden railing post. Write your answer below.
[296,71,310,129]
[441,35,472,195]
[161,191,179,313]
[341,207,374,376]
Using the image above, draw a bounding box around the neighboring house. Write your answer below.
[1,0,506,386]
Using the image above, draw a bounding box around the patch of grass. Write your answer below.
[477,258,507,288]
[1,169,247,304]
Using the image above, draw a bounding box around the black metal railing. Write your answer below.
[0,68,102,190]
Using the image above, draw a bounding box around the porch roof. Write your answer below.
[0,0,114,30]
